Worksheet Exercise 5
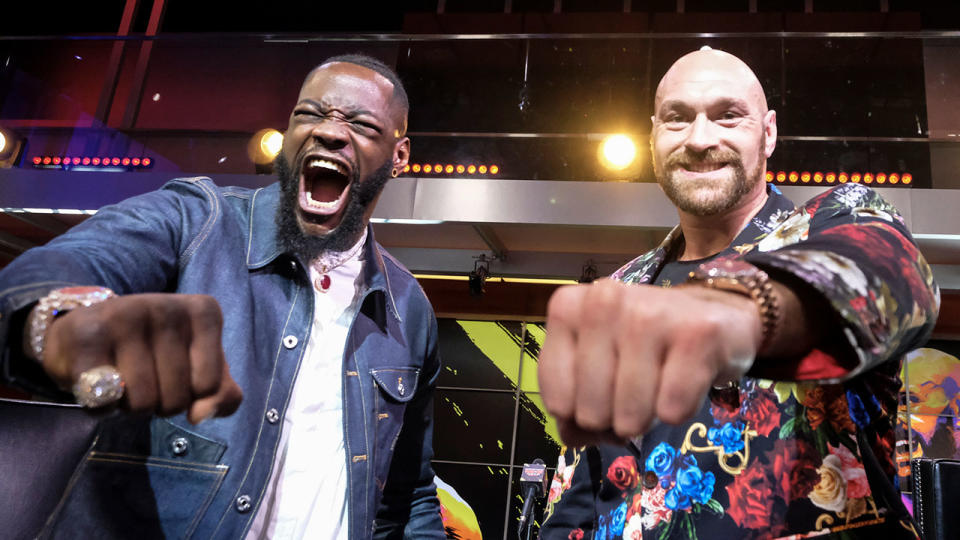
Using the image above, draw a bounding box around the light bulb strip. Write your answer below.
[766,170,912,185]
[32,156,153,169]
[404,163,499,175]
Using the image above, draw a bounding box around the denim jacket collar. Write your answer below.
[245,182,402,325]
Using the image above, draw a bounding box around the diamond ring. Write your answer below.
[72,365,125,408]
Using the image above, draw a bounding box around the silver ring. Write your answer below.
[72,365,125,408]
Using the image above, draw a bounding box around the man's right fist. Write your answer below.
[38,293,242,423]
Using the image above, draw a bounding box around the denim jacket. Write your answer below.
[0,177,445,539]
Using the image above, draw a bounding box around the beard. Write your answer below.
[274,152,392,261]
[654,138,766,217]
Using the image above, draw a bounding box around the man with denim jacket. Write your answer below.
[538,49,938,538]
[0,55,445,539]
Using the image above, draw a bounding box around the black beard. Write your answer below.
[274,153,392,261]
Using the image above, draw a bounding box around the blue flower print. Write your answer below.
[609,501,627,538]
[594,513,608,540]
[645,442,678,487]
[708,421,745,453]
[665,485,691,511]
[676,461,715,505]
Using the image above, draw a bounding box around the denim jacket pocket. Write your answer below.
[39,418,229,540]
[370,367,420,404]
[369,367,420,490]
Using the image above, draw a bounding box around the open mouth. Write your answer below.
[299,157,351,218]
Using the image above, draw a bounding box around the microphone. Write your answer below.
[518,458,548,538]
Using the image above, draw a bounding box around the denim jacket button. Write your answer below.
[235,495,252,513]
[265,408,280,424]
[171,437,189,456]
[282,335,298,349]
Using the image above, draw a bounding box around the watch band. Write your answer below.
[687,259,780,352]
[25,286,116,363]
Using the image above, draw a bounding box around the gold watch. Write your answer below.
[687,259,780,351]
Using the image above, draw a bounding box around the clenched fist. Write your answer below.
[38,293,242,423]
[537,279,763,447]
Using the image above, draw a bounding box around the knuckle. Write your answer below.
[574,408,610,433]
[188,296,223,331]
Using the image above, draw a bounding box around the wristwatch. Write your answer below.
[687,259,780,351]
[25,286,116,363]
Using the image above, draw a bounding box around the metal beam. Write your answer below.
[472,225,508,260]
[0,230,37,254]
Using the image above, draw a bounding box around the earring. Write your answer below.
[391,167,399,178]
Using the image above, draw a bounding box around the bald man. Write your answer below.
[537,49,938,539]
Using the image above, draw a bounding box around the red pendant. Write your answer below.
[315,274,331,292]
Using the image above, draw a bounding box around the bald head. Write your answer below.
[650,49,777,218]
[655,49,768,115]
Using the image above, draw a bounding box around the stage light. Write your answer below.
[813,172,823,183]
[902,173,912,184]
[490,165,499,175]
[403,164,410,173]
[412,164,421,173]
[479,165,488,174]
[800,171,811,183]
[445,164,454,174]
[53,157,62,165]
[91,157,100,166]
[851,173,861,183]
[825,172,836,183]
[889,173,900,184]
[249,128,283,167]
[788,171,798,183]
[863,173,874,184]
[876,173,886,184]
[765,171,773,182]
[838,172,848,183]
[599,134,637,171]
[32,156,41,165]
[82,157,91,165]
[468,165,476,174]
[121,158,131,166]
[776,171,786,183]
[468,256,490,297]
[131,158,140,166]
[598,134,637,171]
[578,261,599,284]
[423,164,432,173]
[456,164,465,174]
[433,163,442,173]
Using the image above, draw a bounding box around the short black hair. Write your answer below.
[307,53,409,135]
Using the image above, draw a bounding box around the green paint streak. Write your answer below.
[520,325,545,393]
[456,320,560,445]
[497,440,503,450]
[452,402,463,417]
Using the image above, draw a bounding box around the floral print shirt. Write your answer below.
[540,184,940,540]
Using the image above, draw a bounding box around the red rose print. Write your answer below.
[741,388,782,437]
[725,463,774,530]
[606,455,640,492]
[568,528,584,540]
[767,439,821,502]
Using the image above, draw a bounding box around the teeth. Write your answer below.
[687,163,725,173]
[307,158,347,176]
[306,190,340,208]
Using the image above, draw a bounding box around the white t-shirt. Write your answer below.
[246,234,367,539]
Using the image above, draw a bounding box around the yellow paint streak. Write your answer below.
[456,321,560,445]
